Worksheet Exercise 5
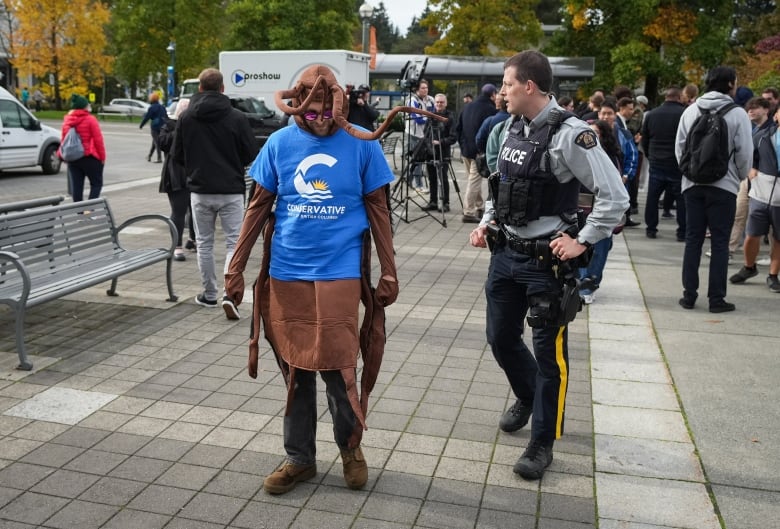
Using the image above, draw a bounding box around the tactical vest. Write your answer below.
[494,111,580,228]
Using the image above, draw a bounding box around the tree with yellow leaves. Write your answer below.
[11,0,112,110]
[548,0,734,103]
[420,0,542,56]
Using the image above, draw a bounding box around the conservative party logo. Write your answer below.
[293,154,336,203]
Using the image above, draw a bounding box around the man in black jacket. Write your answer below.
[456,83,497,222]
[642,87,686,240]
[172,68,258,319]
[420,93,458,212]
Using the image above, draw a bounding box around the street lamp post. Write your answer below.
[166,41,176,101]
[359,2,374,55]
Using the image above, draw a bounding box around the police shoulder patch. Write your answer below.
[574,130,598,150]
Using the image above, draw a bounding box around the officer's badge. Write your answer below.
[574,130,598,150]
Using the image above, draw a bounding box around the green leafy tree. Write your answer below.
[225,0,356,51]
[368,2,400,53]
[547,0,734,103]
[109,0,225,98]
[732,0,777,48]
[393,10,438,54]
[421,0,542,56]
[536,0,564,25]
[11,0,113,109]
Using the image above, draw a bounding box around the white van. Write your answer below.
[0,86,62,174]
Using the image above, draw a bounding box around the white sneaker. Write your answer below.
[581,293,595,305]
[757,256,771,266]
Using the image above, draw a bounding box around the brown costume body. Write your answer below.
[225,66,443,446]
[226,186,394,446]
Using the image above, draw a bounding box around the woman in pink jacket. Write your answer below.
[60,94,106,202]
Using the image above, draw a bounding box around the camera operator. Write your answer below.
[347,84,379,132]
[421,94,457,212]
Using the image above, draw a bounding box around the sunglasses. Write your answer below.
[304,110,334,121]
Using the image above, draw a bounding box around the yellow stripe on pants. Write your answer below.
[554,325,567,439]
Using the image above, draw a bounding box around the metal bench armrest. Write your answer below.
[0,250,31,306]
[114,214,178,255]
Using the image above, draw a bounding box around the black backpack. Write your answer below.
[679,102,738,184]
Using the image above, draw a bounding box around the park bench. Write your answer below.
[381,132,400,170]
[0,197,177,371]
[0,196,64,216]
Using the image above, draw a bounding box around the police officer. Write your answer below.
[468,51,628,480]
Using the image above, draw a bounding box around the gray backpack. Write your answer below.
[60,127,84,162]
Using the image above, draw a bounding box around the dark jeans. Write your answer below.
[283,369,357,465]
[426,160,450,205]
[578,236,613,293]
[168,189,192,247]
[485,245,569,442]
[645,166,685,238]
[148,129,162,161]
[67,156,104,202]
[629,152,642,209]
[682,185,736,303]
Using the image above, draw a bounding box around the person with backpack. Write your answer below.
[675,66,753,313]
[59,94,106,203]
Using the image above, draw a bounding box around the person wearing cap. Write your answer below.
[347,83,379,132]
[468,51,628,480]
[59,94,106,203]
[456,82,498,222]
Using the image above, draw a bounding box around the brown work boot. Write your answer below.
[340,446,368,489]
[263,461,317,495]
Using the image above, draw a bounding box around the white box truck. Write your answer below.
[217,50,370,113]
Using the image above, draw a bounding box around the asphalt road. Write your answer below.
[1,120,161,203]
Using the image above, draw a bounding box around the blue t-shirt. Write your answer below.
[248,125,394,281]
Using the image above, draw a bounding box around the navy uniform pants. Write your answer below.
[485,245,569,442]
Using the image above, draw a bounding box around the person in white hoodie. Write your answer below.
[675,66,753,313]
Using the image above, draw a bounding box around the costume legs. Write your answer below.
[284,369,357,465]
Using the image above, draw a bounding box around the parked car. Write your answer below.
[101,98,150,117]
[0,86,61,174]
[227,95,284,148]
[167,94,283,148]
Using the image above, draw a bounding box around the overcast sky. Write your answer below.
[382,0,424,36]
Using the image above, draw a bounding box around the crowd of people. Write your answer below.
[43,53,778,493]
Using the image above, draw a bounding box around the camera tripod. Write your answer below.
[390,117,462,228]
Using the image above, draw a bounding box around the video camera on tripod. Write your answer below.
[397,57,428,92]
[346,84,370,105]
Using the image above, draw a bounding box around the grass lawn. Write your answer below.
[34,110,141,123]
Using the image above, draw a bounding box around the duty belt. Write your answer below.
[505,233,554,265]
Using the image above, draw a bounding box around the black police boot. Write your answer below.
[499,400,532,432]
[513,438,553,480]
